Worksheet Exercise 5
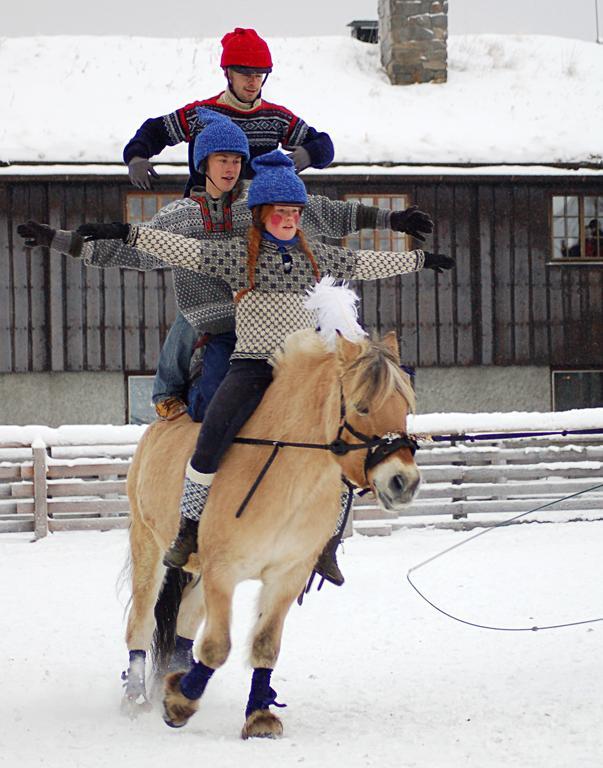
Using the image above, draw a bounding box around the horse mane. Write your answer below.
[272,330,415,414]
[342,337,416,415]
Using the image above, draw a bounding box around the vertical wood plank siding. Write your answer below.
[0,175,601,373]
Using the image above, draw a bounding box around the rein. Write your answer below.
[425,427,603,443]
[232,392,418,518]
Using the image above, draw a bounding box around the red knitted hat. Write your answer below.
[220,28,273,71]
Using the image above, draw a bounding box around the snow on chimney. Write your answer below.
[379,0,448,85]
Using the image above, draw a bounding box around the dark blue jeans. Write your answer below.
[153,313,236,422]
[152,313,198,404]
[187,331,237,421]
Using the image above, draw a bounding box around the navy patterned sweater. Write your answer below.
[123,89,334,196]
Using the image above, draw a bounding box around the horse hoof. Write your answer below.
[241,709,284,740]
[163,717,187,729]
[120,694,153,719]
[162,671,199,729]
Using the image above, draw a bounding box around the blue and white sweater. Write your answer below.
[124,225,425,360]
[78,184,391,336]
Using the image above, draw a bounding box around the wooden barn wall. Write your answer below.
[0,179,177,374]
[0,175,602,374]
[313,177,603,369]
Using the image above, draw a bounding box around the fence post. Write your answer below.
[32,439,49,540]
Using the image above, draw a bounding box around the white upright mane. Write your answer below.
[304,276,368,349]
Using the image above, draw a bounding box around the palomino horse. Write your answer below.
[123,328,420,737]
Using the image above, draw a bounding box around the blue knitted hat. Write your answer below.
[193,107,250,170]
[247,150,308,209]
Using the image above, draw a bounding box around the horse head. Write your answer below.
[334,331,421,511]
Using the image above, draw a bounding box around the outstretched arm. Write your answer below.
[310,240,454,281]
[77,223,248,287]
[303,196,433,242]
[17,221,169,272]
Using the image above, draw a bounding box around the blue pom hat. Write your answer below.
[247,150,308,209]
[193,107,250,170]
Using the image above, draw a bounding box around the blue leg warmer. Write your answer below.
[245,668,287,719]
[179,659,215,700]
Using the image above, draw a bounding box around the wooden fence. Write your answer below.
[353,436,603,535]
[2,431,603,538]
[0,441,133,537]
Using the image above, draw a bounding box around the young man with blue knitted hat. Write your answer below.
[124,27,335,196]
[62,150,453,575]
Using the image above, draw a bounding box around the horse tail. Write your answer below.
[151,567,192,676]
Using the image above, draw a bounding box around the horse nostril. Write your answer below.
[389,474,406,495]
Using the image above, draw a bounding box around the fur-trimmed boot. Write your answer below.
[163,468,214,569]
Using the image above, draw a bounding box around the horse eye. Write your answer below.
[355,404,369,415]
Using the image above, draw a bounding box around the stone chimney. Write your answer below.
[379,0,448,85]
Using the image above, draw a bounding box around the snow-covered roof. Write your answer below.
[1,33,602,166]
[3,163,603,179]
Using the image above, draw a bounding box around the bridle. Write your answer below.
[232,388,419,518]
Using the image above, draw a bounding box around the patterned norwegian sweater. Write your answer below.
[80,184,390,335]
[123,89,334,196]
[125,225,425,360]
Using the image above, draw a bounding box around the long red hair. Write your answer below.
[235,205,321,302]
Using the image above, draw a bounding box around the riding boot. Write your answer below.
[313,484,353,587]
[163,470,213,569]
[314,535,345,586]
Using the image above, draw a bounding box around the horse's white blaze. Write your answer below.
[370,456,421,511]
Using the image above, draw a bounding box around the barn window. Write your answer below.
[552,369,603,410]
[127,374,156,424]
[125,192,181,224]
[551,195,603,262]
[344,194,410,250]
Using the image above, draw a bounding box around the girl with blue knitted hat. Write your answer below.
[71,148,454,573]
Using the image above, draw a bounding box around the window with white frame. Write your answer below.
[127,374,156,424]
[344,194,409,250]
[125,192,181,224]
[552,369,603,410]
[551,195,603,261]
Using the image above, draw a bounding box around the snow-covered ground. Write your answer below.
[2,522,602,767]
[1,33,602,165]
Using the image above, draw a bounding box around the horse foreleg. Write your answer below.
[162,572,234,729]
[122,518,165,714]
[242,567,309,739]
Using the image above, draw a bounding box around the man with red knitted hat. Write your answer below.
[124,28,335,196]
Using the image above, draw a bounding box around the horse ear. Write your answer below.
[382,331,400,362]
[335,330,361,363]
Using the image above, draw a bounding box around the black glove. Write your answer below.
[17,220,56,248]
[390,206,434,242]
[76,222,130,242]
[422,252,455,273]
[128,157,160,189]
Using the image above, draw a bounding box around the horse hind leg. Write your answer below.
[164,576,206,674]
[162,571,234,729]
[121,515,165,715]
[242,565,310,739]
